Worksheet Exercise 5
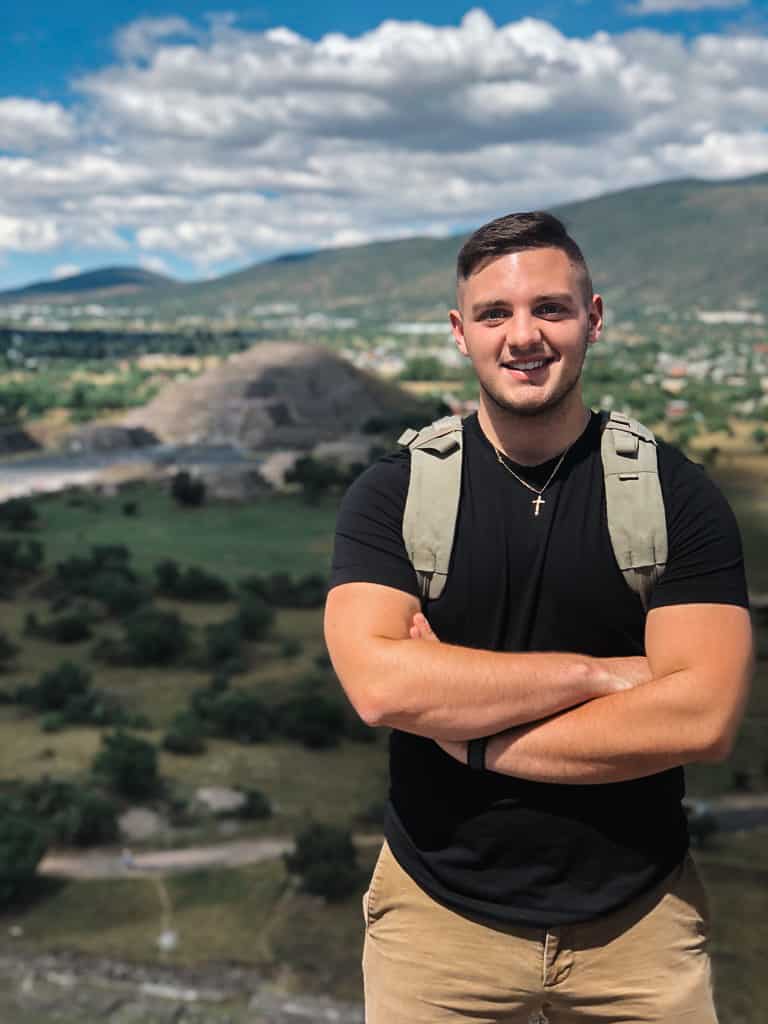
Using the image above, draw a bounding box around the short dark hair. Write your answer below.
[456,211,593,301]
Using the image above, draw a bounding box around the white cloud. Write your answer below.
[0,99,75,152]
[52,264,81,279]
[0,10,766,269]
[627,0,747,12]
[114,16,195,62]
[139,254,172,276]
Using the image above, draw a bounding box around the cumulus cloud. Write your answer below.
[627,0,747,11]
[114,16,196,62]
[0,9,766,268]
[0,98,75,152]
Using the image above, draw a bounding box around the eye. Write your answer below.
[536,303,566,317]
[479,307,508,322]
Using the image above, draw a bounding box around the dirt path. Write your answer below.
[39,834,382,880]
[38,793,768,882]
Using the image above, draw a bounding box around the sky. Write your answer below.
[1,0,767,289]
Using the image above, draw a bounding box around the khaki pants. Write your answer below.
[362,842,716,1023]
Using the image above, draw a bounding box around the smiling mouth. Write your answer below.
[502,357,552,372]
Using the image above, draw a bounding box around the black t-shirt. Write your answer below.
[329,411,748,926]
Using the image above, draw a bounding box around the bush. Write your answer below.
[203,690,271,744]
[21,778,119,847]
[274,693,347,749]
[88,573,147,615]
[284,823,359,902]
[92,730,161,799]
[280,637,304,659]
[42,611,92,644]
[26,661,91,712]
[240,572,325,609]
[0,497,38,531]
[236,788,272,821]
[123,608,188,665]
[237,596,275,641]
[171,471,206,507]
[205,619,243,667]
[0,800,48,904]
[0,631,18,667]
[169,566,231,602]
[163,712,207,755]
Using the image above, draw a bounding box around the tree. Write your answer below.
[30,661,91,711]
[163,711,207,755]
[0,799,48,904]
[274,693,347,749]
[171,471,206,507]
[284,823,359,902]
[122,608,188,665]
[92,730,161,799]
[237,596,275,641]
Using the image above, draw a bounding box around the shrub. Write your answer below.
[204,690,271,744]
[284,823,359,902]
[27,661,91,712]
[154,559,180,592]
[236,788,272,821]
[0,800,48,904]
[171,566,230,602]
[92,730,161,799]
[42,611,92,644]
[171,471,206,507]
[240,572,325,609]
[205,619,243,667]
[122,501,139,516]
[0,631,18,667]
[122,608,188,665]
[163,712,207,755]
[280,637,304,659]
[0,497,38,531]
[88,573,147,615]
[274,693,347,749]
[236,596,275,641]
[21,779,119,847]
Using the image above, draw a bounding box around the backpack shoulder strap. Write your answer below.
[398,415,464,602]
[600,410,668,610]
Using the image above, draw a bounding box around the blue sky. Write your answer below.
[1,0,766,289]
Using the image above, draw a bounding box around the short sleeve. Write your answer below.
[329,451,420,598]
[649,444,749,611]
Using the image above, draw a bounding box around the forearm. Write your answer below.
[343,637,647,741]
[483,667,739,784]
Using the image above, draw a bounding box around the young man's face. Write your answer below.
[450,247,602,419]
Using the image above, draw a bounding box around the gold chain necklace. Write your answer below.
[493,443,572,517]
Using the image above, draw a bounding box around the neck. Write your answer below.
[477,394,591,466]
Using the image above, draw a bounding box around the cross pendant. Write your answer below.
[532,495,546,517]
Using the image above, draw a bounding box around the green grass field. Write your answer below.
[31,485,339,581]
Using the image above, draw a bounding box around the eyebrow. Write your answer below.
[471,293,575,316]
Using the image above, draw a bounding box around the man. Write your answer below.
[324,211,752,1022]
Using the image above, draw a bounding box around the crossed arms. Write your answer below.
[323,582,753,784]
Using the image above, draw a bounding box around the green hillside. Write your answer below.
[4,173,767,320]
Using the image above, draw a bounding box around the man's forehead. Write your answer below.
[456,248,586,303]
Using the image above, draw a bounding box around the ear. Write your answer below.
[586,294,603,346]
[450,309,469,357]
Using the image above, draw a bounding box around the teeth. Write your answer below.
[509,359,546,371]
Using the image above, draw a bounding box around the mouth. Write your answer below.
[501,356,554,380]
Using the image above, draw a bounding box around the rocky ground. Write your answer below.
[0,950,364,1024]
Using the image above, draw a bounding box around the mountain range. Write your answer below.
[2,172,767,319]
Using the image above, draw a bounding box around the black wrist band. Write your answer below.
[467,737,487,772]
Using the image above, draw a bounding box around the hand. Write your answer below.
[409,611,440,642]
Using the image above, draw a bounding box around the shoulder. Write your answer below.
[335,448,411,527]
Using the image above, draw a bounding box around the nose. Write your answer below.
[506,312,542,352]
